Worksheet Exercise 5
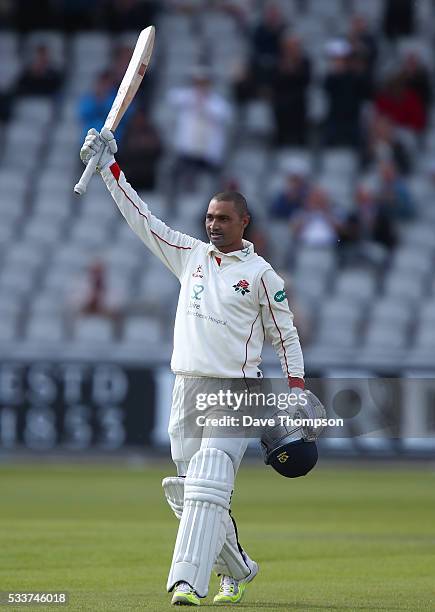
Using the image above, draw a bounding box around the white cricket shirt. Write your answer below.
[101,163,304,380]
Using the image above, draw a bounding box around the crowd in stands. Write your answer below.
[270,154,415,258]
[1,2,430,229]
[229,1,427,271]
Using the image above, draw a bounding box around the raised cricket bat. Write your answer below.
[74,25,155,195]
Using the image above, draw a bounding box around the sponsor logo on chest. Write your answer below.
[192,265,204,278]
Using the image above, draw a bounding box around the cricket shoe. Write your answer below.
[171,581,200,606]
[213,560,258,604]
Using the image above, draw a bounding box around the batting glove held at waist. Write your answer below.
[291,389,326,441]
[80,127,118,172]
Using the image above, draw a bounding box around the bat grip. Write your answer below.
[74,153,100,196]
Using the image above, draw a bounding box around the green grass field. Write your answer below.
[0,461,434,611]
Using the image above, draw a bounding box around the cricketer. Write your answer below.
[79,127,325,606]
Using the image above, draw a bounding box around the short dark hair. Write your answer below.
[211,191,250,218]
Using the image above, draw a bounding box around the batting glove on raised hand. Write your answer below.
[80,127,118,172]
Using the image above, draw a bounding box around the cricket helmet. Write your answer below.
[262,438,318,478]
[260,389,325,478]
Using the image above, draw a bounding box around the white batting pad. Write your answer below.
[213,515,253,580]
[162,476,184,519]
[166,448,234,597]
[162,475,252,581]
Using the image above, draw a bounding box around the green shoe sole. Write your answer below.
[213,561,258,605]
[171,592,200,606]
[213,582,246,604]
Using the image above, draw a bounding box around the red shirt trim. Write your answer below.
[242,313,259,378]
[109,163,191,251]
[110,162,121,181]
[261,278,290,377]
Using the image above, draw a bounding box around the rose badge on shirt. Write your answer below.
[233,279,250,296]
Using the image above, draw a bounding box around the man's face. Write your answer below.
[205,199,249,252]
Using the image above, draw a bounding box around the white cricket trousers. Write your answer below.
[168,375,250,476]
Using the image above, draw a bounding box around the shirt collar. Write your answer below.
[207,240,254,261]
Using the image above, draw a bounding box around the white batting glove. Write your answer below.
[80,127,118,172]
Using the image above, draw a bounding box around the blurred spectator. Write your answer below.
[270,158,310,220]
[167,68,233,211]
[232,3,287,105]
[323,39,372,149]
[251,3,287,85]
[66,260,125,333]
[232,62,257,107]
[78,70,116,138]
[15,44,62,97]
[362,113,411,174]
[0,92,13,123]
[348,14,378,80]
[339,183,397,264]
[0,80,14,123]
[375,73,425,134]
[101,0,159,32]
[269,34,311,146]
[400,51,432,129]
[117,108,162,190]
[375,159,415,221]
[382,0,415,40]
[292,186,340,247]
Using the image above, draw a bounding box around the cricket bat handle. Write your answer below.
[74,152,100,196]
